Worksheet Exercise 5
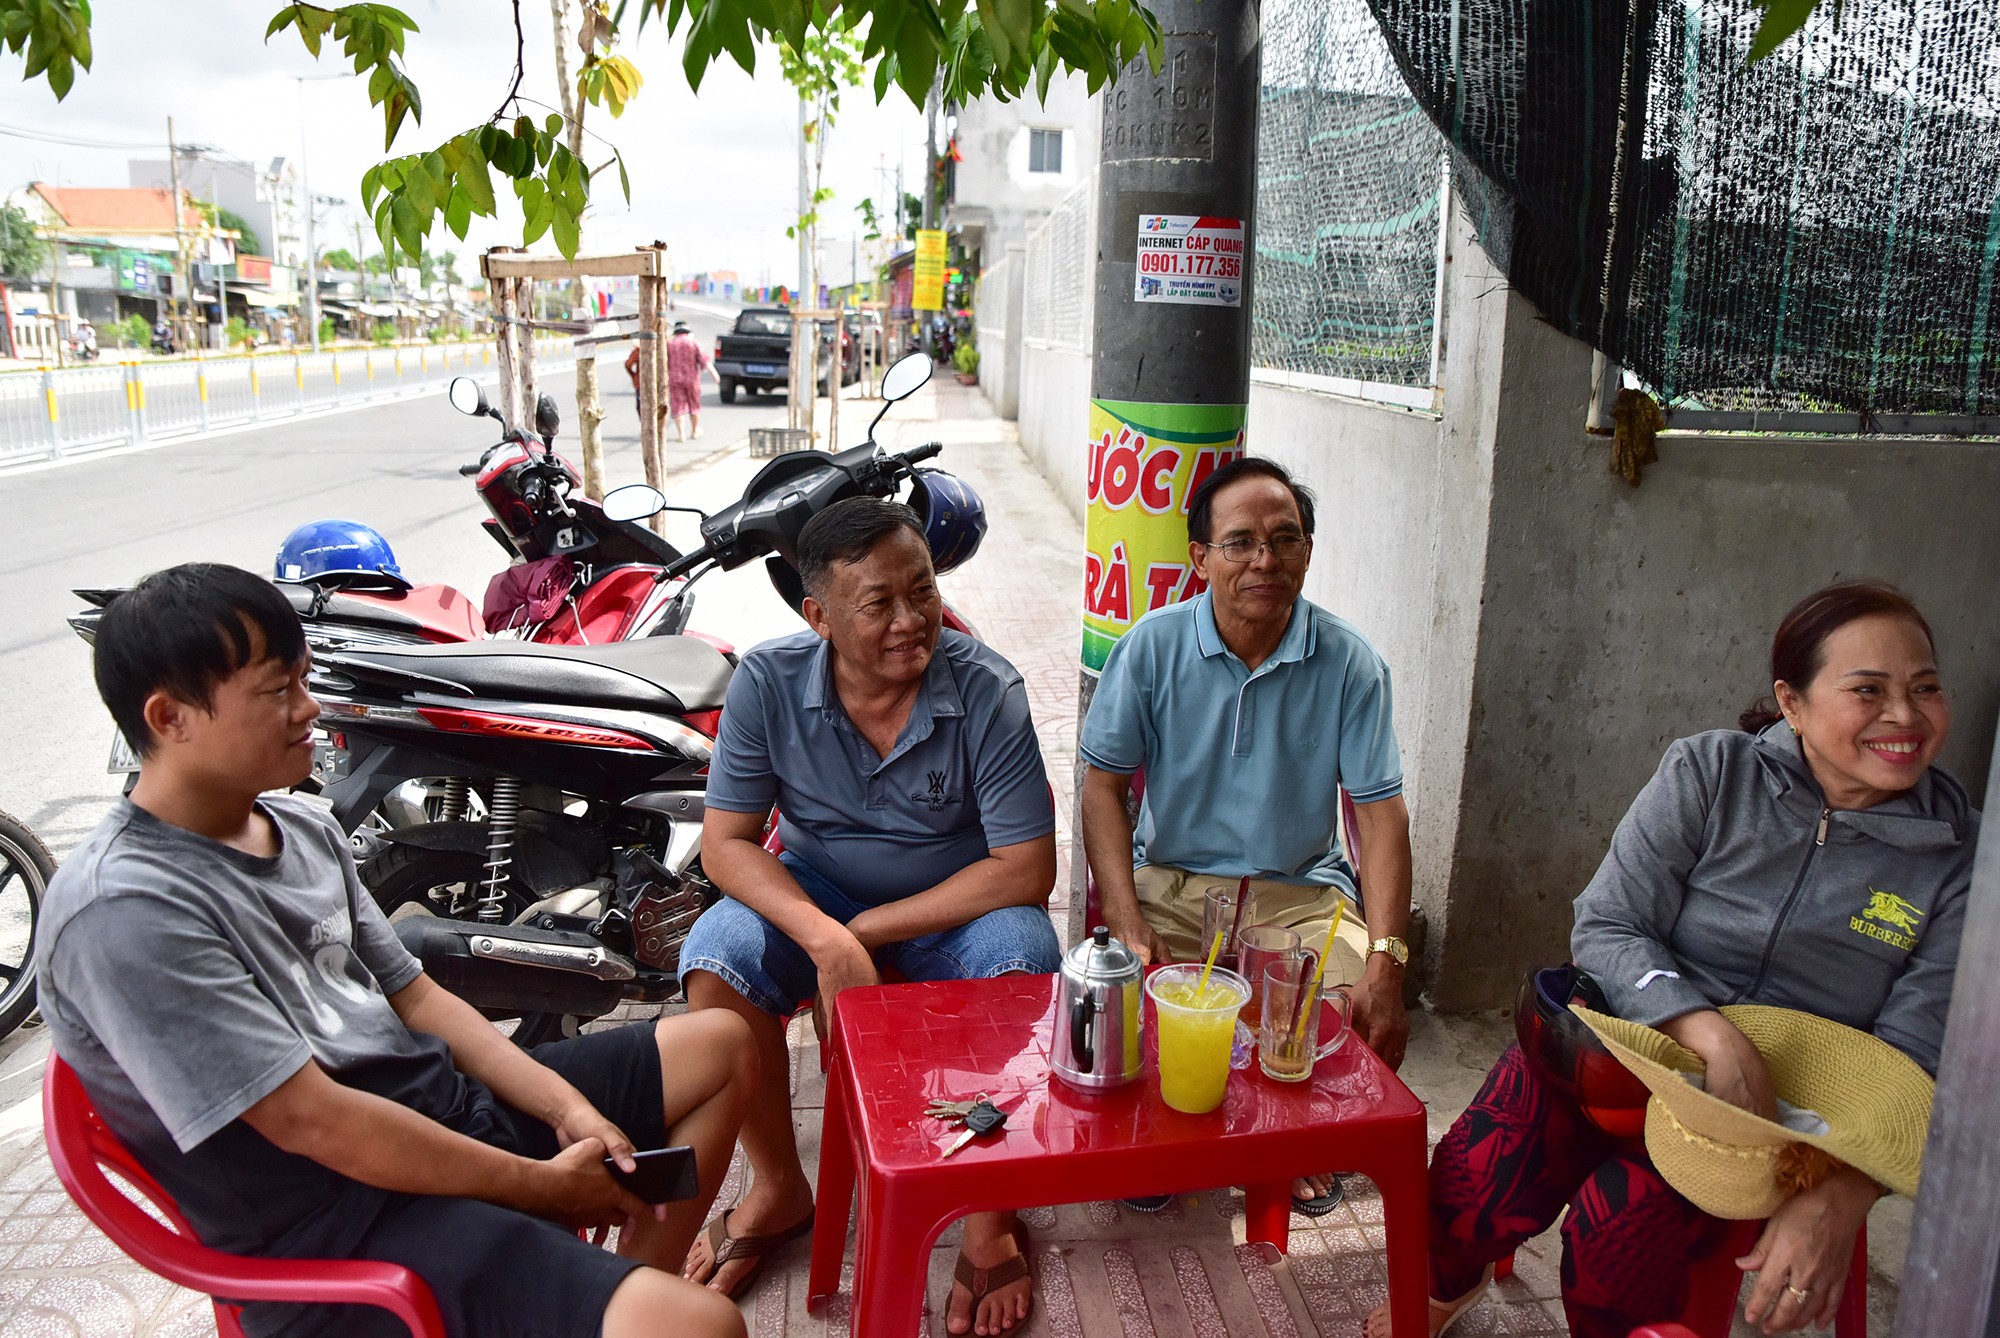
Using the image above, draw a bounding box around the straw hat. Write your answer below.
[1570,1004,1932,1219]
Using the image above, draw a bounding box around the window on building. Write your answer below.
[1028,128,1064,174]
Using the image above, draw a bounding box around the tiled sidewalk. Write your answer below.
[0,375,1906,1335]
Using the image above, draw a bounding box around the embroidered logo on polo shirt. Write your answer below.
[912,769,962,812]
[1850,888,1923,952]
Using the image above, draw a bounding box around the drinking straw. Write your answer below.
[1291,900,1344,1045]
[1196,929,1225,1005]
[1226,874,1251,954]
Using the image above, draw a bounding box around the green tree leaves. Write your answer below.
[266,4,421,147]
[0,0,92,100]
[1,0,1166,268]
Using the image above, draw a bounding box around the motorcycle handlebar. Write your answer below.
[652,441,947,585]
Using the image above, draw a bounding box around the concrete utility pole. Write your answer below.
[1071,0,1261,914]
[167,117,190,350]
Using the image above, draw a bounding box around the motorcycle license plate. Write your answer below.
[745,363,778,376]
[106,729,141,774]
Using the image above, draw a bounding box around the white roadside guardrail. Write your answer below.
[0,337,576,466]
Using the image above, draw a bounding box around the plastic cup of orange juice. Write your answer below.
[1146,964,1250,1114]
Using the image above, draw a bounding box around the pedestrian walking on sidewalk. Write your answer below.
[625,322,719,443]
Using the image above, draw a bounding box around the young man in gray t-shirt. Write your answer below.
[37,563,752,1338]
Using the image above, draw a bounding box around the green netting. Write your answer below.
[1364,0,2000,416]
[1254,0,1445,388]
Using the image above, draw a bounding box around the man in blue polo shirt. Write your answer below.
[1080,456,1414,1084]
[679,497,1059,1335]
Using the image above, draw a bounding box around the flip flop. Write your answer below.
[690,1206,815,1300]
[951,1221,1034,1333]
[1360,1264,1494,1338]
[1291,1174,1345,1217]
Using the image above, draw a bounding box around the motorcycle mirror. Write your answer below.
[880,353,932,403]
[447,377,489,418]
[601,483,667,523]
[534,392,561,439]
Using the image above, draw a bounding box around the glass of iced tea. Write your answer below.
[1257,962,1352,1083]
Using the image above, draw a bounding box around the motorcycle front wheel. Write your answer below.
[361,841,579,1049]
[0,810,53,1041]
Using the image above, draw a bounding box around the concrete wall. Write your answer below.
[1017,343,1093,522]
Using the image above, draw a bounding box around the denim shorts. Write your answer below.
[679,851,1063,1015]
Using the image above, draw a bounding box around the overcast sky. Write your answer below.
[0,0,932,285]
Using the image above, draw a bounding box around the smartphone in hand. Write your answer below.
[603,1146,700,1204]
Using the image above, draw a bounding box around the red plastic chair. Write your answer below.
[41,1054,446,1338]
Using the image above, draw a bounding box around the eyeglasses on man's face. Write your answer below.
[1205,534,1309,563]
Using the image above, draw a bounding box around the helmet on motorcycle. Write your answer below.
[905,469,987,575]
[1513,965,1652,1140]
[274,518,411,591]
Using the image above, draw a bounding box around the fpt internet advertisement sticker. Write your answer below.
[1133,215,1246,308]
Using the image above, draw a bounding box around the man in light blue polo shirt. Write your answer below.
[679,497,1058,1335]
[1080,457,1414,1066]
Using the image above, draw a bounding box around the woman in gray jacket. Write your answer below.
[1365,582,1975,1338]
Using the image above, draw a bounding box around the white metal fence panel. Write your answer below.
[1022,173,1097,355]
[53,363,130,451]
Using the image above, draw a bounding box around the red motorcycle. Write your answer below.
[269,379,699,653]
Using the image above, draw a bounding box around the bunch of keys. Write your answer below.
[925,1094,1013,1158]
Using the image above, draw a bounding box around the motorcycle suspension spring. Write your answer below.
[479,777,521,923]
[438,778,470,824]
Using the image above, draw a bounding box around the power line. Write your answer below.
[0,121,167,151]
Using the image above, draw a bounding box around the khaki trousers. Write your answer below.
[1131,865,1372,987]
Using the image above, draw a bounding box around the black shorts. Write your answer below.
[250,1021,668,1338]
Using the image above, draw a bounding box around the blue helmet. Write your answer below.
[274,518,411,591]
[907,469,987,575]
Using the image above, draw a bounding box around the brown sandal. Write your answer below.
[692,1207,815,1299]
[951,1222,1034,1329]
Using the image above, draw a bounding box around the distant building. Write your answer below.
[946,71,1098,270]
[12,183,216,329]
[129,155,305,269]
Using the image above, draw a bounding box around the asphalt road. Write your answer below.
[0,302,810,858]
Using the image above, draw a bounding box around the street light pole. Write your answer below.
[297,80,320,351]
[294,72,350,352]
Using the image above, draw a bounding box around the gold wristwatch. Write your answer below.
[1367,936,1409,968]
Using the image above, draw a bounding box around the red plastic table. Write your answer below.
[807,973,1430,1335]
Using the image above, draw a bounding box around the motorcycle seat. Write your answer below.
[337,637,734,715]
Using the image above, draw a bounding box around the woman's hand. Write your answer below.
[1660,1009,1778,1119]
[1737,1167,1880,1333]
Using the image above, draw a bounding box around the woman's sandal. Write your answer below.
[690,1207,816,1300]
[951,1221,1034,1332]
[1360,1264,1494,1338]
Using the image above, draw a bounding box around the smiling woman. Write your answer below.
[1366,578,1979,1338]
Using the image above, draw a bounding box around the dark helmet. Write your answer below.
[1514,966,1651,1140]
[274,518,411,591]
[906,469,987,575]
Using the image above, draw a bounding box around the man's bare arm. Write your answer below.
[1346,793,1413,1065]
[1081,764,1170,963]
[701,805,856,961]
[845,835,1055,949]
[238,1060,649,1229]
[389,974,638,1166]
